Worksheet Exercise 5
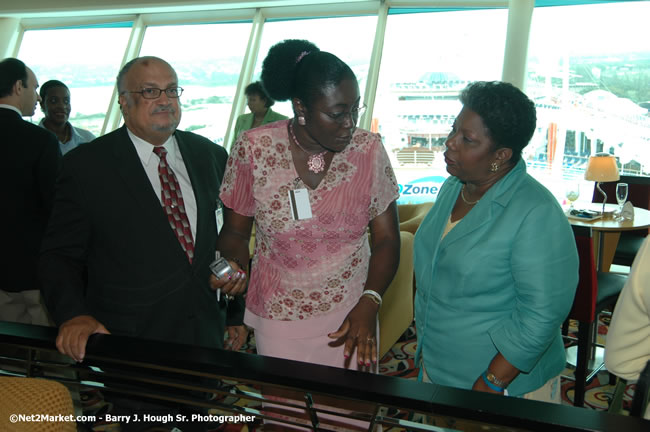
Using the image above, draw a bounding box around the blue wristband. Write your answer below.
[482,372,505,392]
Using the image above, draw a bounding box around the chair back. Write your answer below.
[630,359,650,418]
[592,175,650,208]
[568,225,598,323]
[0,377,75,431]
[378,231,414,359]
[397,202,434,235]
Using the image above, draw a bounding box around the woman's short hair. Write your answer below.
[244,81,275,107]
[459,81,537,164]
[261,39,357,108]
[40,80,69,100]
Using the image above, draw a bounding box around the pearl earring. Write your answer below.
[298,116,306,126]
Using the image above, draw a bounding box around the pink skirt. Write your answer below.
[246,306,379,430]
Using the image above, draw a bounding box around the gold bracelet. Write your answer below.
[485,371,508,388]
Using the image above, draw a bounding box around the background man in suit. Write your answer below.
[40,56,244,362]
[0,58,61,325]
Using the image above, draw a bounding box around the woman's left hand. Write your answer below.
[225,325,249,351]
[208,259,248,298]
[328,296,379,367]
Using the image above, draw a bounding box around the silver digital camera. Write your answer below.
[209,257,234,279]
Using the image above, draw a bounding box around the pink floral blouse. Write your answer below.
[220,119,399,322]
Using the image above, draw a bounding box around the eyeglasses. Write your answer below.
[127,87,184,99]
[319,104,366,124]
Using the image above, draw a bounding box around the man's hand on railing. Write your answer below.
[56,315,110,362]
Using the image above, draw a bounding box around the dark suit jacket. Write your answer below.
[39,126,236,349]
[2,107,61,293]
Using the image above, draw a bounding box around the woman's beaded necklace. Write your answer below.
[288,121,327,174]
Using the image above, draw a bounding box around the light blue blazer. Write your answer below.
[413,160,579,396]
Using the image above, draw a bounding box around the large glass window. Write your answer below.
[375,9,508,203]
[525,1,650,205]
[140,22,253,145]
[252,15,378,118]
[19,26,132,137]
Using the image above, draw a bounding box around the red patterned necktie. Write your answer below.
[153,146,194,263]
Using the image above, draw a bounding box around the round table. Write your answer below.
[566,204,650,373]
[567,204,650,272]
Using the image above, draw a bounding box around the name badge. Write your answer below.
[288,188,313,220]
[216,201,224,233]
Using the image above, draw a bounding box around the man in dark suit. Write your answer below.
[39,56,244,362]
[0,58,60,325]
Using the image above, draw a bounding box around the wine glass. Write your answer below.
[615,182,628,219]
[565,183,580,211]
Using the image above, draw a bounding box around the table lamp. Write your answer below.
[584,153,620,215]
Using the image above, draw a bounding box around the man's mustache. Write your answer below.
[152,106,176,114]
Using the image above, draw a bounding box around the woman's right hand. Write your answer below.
[328,296,379,367]
[209,259,248,298]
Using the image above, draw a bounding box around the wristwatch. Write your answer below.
[485,372,508,388]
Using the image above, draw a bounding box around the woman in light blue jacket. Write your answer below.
[414,81,578,401]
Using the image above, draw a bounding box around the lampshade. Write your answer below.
[584,154,620,182]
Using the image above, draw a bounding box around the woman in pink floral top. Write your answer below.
[210,39,400,371]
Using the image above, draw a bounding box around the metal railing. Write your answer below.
[1,322,648,432]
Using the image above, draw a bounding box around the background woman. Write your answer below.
[414,81,578,401]
[231,81,287,146]
[38,80,95,155]
[211,38,399,369]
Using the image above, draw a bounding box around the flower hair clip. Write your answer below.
[296,51,311,64]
